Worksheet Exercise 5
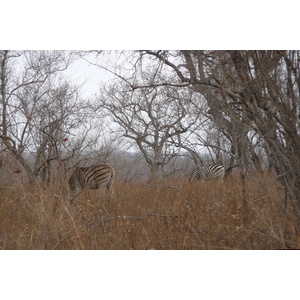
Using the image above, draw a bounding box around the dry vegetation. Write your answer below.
[1,172,299,250]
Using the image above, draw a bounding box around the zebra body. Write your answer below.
[190,164,225,181]
[68,164,115,196]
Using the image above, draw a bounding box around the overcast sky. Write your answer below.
[66,55,112,99]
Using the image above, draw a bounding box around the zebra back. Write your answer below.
[68,164,115,196]
[190,164,225,181]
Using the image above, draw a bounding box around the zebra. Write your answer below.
[68,164,115,197]
[189,164,225,182]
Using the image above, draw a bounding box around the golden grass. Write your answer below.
[1,172,299,249]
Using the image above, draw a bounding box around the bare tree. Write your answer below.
[0,50,86,183]
[87,51,262,176]
[97,80,198,181]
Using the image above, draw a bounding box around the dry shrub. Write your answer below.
[0,172,299,250]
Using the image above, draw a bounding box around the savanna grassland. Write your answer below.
[1,172,299,250]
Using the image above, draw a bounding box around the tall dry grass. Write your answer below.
[1,172,299,249]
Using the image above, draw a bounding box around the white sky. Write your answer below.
[66,55,112,99]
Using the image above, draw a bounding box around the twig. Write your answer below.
[253,226,293,248]
[88,213,181,230]
[142,182,197,212]
[102,203,109,217]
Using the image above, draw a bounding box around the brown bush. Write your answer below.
[0,172,299,250]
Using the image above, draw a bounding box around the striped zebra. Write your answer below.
[189,164,225,181]
[68,164,115,197]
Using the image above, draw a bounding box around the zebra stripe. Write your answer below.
[68,164,115,196]
[189,164,225,181]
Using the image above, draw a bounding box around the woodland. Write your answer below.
[1,50,300,249]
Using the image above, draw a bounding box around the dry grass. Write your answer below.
[1,172,299,250]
